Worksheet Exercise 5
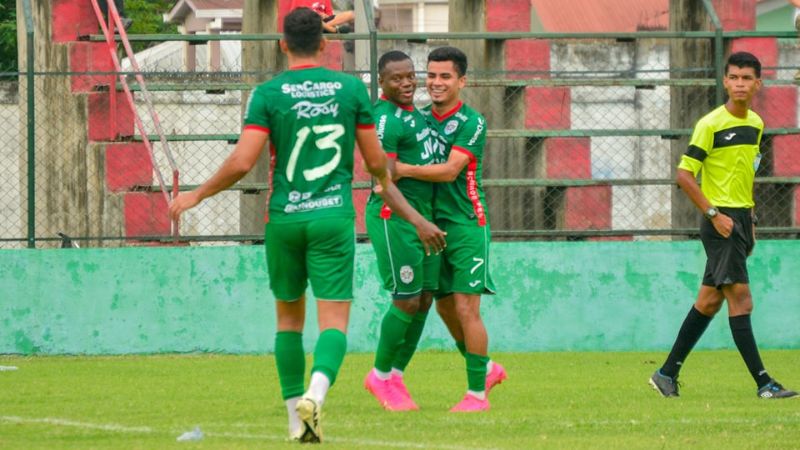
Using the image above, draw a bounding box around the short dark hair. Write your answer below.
[378,51,412,76]
[283,8,322,57]
[428,46,468,77]
[726,51,761,78]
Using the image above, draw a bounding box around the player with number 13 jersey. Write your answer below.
[244,66,374,223]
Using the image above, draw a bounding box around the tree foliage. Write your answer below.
[124,0,178,53]
[0,0,17,73]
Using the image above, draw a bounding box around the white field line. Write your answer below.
[0,416,155,433]
[557,415,800,427]
[0,416,495,450]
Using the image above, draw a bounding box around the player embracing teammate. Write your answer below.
[365,47,507,413]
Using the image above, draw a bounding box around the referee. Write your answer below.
[649,52,797,399]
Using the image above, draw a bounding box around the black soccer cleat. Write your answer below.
[757,380,798,399]
[649,370,680,397]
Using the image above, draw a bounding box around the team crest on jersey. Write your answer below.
[444,120,459,135]
[399,265,414,284]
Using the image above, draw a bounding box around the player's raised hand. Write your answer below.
[169,191,201,221]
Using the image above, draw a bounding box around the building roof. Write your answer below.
[530,0,669,32]
[164,0,244,24]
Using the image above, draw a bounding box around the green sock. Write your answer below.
[374,305,413,373]
[392,311,428,372]
[311,328,347,386]
[466,352,490,392]
[275,331,305,400]
[455,341,467,358]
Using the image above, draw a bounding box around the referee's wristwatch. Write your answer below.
[704,207,719,220]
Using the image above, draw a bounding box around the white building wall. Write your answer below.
[0,83,22,248]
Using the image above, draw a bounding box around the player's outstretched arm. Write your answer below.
[356,127,446,255]
[676,168,733,238]
[395,149,470,182]
[169,129,268,221]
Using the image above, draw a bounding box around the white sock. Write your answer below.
[306,371,331,405]
[467,390,486,400]
[390,368,404,378]
[486,360,494,373]
[373,368,391,381]
[285,397,302,435]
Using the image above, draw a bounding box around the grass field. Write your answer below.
[1,350,799,449]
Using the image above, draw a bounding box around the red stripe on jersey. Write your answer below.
[451,146,475,161]
[463,154,486,227]
[380,203,393,219]
[244,124,270,134]
[289,64,320,70]
[431,101,463,122]
[263,143,277,223]
[379,95,414,111]
[385,153,397,159]
[357,123,375,129]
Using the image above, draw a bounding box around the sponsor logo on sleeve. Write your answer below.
[468,117,485,146]
[376,114,387,140]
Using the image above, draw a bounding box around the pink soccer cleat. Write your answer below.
[390,374,419,410]
[486,362,508,394]
[364,370,416,411]
[449,393,490,412]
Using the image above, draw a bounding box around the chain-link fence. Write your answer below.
[3,7,800,248]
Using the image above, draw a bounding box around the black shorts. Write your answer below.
[700,207,754,288]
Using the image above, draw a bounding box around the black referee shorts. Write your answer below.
[700,207,754,288]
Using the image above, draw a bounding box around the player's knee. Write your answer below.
[394,297,420,315]
[730,295,753,315]
[453,301,481,323]
[695,298,723,317]
[418,295,433,313]
[277,316,304,331]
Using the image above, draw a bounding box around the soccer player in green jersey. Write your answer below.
[649,52,796,399]
[395,46,506,412]
[363,51,443,411]
[169,8,445,443]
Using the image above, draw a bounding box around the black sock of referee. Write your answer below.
[661,306,713,378]
[729,314,771,388]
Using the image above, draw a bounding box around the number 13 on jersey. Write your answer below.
[286,124,345,182]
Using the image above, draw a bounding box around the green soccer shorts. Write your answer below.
[265,217,355,301]
[366,211,440,299]
[436,221,496,298]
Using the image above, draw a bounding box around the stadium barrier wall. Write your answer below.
[2,240,799,355]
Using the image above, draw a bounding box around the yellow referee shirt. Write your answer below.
[678,104,763,208]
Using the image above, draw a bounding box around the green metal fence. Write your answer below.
[3,0,799,248]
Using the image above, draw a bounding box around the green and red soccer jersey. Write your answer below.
[422,101,489,226]
[243,65,374,224]
[367,96,440,220]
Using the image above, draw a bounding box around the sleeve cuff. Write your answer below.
[243,124,270,134]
